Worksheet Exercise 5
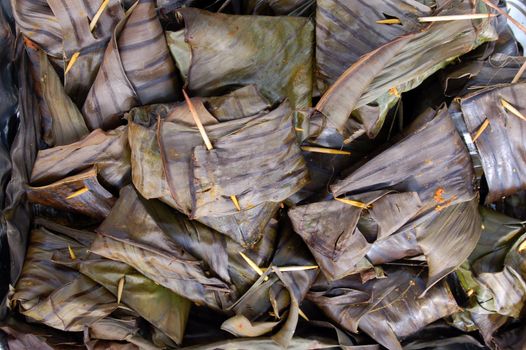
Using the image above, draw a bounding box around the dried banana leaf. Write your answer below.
[26,46,89,146]
[366,198,480,293]
[243,0,315,16]
[469,207,525,274]
[27,167,116,220]
[312,0,496,139]
[189,102,308,218]
[80,258,191,344]
[504,231,526,281]
[315,0,429,92]
[91,185,278,310]
[332,106,475,214]
[171,7,313,110]
[128,106,279,246]
[477,266,526,318]
[13,0,125,103]
[90,186,230,309]
[83,0,179,130]
[415,198,481,291]
[0,315,85,350]
[12,0,62,58]
[308,267,460,350]
[460,82,526,203]
[30,126,131,189]
[229,220,317,322]
[289,191,422,280]
[203,85,271,122]
[86,318,158,350]
[0,3,19,312]
[443,54,526,96]
[2,41,41,314]
[12,224,117,331]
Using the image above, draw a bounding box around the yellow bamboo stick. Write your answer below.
[301,146,351,155]
[89,0,111,32]
[335,197,371,209]
[68,245,77,260]
[66,186,89,199]
[64,52,80,75]
[230,195,241,211]
[183,90,213,150]
[117,276,125,304]
[501,99,526,122]
[377,13,496,25]
[472,119,490,142]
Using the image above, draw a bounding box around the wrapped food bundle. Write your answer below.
[1,0,526,349]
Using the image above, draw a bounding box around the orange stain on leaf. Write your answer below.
[433,188,446,203]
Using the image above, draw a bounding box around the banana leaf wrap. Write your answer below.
[308,266,460,350]
[27,167,116,220]
[82,0,180,130]
[12,0,125,104]
[460,82,526,203]
[310,0,497,141]
[11,222,117,331]
[90,185,278,311]
[328,107,481,288]
[169,7,313,111]
[25,45,89,147]
[127,100,280,246]
[30,126,131,190]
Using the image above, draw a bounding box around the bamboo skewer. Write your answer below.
[183,90,241,210]
[64,52,80,75]
[66,0,110,74]
[512,61,526,84]
[261,266,319,272]
[376,13,497,25]
[501,99,526,122]
[472,119,490,142]
[68,245,77,260]
[89,0,111,32]
[239,252,266,278]
[230,195,241,211]
[301,146,351,155]
[66,186,89,199]
[335,197,371,209]
[117,276,125,304]
[183,90,214,150]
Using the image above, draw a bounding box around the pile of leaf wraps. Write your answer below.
[1,0,526,349]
